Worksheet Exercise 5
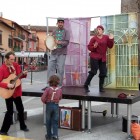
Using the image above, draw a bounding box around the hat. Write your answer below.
[57,18,64,22]
[97,25,104,30]
[118,93,127,99]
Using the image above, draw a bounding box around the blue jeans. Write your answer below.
[46,102,59,138]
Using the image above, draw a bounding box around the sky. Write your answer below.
[0,0,121,29]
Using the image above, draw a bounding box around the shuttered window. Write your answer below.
[0,31,2,45]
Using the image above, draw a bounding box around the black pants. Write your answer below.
[90,58,107,77]
[0,96,27,133]
[85,58,107,86]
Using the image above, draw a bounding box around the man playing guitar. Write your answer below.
[0,51,29,135]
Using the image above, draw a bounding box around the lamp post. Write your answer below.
[30,65,33,85]
[21,50,25,71]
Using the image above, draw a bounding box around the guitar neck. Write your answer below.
[12,65,31,82]
[14,72,24,81]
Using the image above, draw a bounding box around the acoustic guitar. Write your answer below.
[0,71,26,99]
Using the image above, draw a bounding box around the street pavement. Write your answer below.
[0,70,139,140]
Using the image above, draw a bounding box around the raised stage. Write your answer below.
[22,85,140,137]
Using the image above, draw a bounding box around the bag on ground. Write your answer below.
[131,117,140,140]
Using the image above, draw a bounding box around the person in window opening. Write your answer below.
[47,18,70,87]
[0,51,29,135]
[84,25,114,92]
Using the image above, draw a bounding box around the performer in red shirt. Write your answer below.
[84,25,114,92]
[0,51,29,135]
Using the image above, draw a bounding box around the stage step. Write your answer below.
[0,135,31,140]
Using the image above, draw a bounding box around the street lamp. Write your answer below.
[21,50,25,71]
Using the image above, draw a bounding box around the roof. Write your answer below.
[0,17,30,34]
[22,25,56,32]
[0,20,15,30]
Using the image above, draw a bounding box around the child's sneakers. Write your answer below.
[52,136,59,140]
[45,134,51,140]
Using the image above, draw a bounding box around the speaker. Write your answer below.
[71,107,82,131]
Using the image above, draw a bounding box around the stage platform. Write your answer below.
[22,85,140,138]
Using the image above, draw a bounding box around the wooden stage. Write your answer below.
[22,85,140,138]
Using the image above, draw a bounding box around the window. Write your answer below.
[8,35,13,48]
[34,42,36,49]
[0,31,2,45]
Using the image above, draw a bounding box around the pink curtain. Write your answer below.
[63,18,91,86]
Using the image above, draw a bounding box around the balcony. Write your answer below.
[13,46,21,52]
[13,33,25,41]
[29,34,37,41]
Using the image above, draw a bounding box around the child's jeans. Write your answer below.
[46,102,59,138]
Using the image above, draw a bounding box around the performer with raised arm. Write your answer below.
[84,25,114,92]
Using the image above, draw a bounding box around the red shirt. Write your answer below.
[0,62,27,98]
[88,35,114,62]
[41,87,62,104]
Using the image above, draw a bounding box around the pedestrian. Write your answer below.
[41,75,62,140]
[84,25,114,92]
[0,51,29,135]
[47,18,70,87]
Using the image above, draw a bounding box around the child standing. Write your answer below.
[41,75,62,140]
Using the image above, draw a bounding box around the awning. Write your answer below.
[14,52,45,57]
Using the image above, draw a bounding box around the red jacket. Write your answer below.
[88,35,114,62]
[41,86,62,104]
[0,62,27,98]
